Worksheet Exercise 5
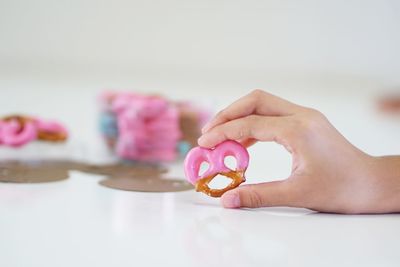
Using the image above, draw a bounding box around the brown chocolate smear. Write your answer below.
[100,176,193,192]
[78,163,168,177]
[179,109,202,147]
[0,160,76,183]
[0,160,193,193]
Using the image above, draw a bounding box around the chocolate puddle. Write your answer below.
[0,160,193,192]
[100,176,193,192]
[0,160,76,183]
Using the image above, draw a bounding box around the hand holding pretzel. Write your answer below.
[197,89,400,214]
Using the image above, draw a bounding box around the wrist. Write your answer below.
[367,155,400,213]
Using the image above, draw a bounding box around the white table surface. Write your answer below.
[0,78,399,267]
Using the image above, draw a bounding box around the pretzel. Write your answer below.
[35,119,68,142]
[0,115,37,146]
[184,140,249,197]
[37,131,67,142]
[2,115,31,124]
[0,115,68,146]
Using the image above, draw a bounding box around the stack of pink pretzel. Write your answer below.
[100,92,181,162]
[99,91,209,162]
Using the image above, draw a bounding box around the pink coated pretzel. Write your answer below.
[0,119,37,147]
[184,140,249,197]
[112,93,181,162]
[0,115,68,147]
[34,118,68,141]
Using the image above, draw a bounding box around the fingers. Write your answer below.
[202,89,302,133]
[198,115,285,148]
[237,137,257,148]
[221,181,298,208]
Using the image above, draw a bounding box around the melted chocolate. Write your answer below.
[100,176,193,192]
[0,160,193,193]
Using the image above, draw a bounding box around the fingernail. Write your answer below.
[222,192,240,208]
[197,135,205,145]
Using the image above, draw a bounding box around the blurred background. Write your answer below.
[0,0,399,166]
[1,0,400,89]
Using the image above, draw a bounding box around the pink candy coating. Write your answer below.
[0,120,37,147]
[0,117,67,147]
[34,118,68,136]
[184,140,250,185]
[109,93,181,162]
[100,91,210,162]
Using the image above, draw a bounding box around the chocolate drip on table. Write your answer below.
[0,160,193,192]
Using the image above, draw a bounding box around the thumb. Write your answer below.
[221,180,295,209]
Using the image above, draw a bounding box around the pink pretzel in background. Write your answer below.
[0,119,37,147]
[0,116,67,147]
[184,140,249,197]
[34,118,68,136]
[110,93,181,162]
[99,91,210,162]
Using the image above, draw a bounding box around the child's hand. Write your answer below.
[198,89,400,213]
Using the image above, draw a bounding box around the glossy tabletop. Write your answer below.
[0,81,399,267]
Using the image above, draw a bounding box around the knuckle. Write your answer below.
[278,117,299,140]
[231,129,245,140]
[216,108,228,119]
[244,114,259,124]
[220,121,246,140]
[250,89,265,97]
[236,120,252,138]
[301,110,324,130]
[241,185,264,208]
[249,89,265,102]
[304,108,325,120]
[215,127,227,138]
[243,115,261,136]
[287,109,326,139]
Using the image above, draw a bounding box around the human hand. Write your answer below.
[198,89,400,213]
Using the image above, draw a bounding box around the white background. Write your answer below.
[1,0,400,88]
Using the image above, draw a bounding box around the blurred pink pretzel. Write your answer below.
[184,140,249,197]
[107,92,181,162]
[0,115,67,147]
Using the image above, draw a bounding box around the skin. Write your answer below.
[198,89,400,214]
